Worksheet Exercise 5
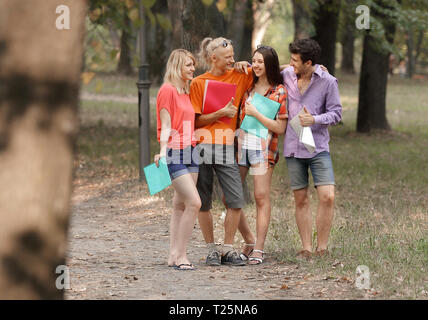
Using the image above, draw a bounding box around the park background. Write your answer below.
[0,0,427,300]
[78,0,428,299]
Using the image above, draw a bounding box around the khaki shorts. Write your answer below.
[195,144,245,211]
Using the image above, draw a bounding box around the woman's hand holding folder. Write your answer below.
[244,99,257,117]
[154,153,163,167]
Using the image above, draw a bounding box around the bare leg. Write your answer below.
[315,185,335,251]
[237,165,255,254]
[169,173,201,267]
[169,194,184,266]
[223,207,242,246]
[249,165,274,263]
[293,187,312,252]
[198,210,215,244]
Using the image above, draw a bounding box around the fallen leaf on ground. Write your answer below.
[303,274,312,280]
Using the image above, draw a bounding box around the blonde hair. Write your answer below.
[164,49,196,94]
[197,37,233,70]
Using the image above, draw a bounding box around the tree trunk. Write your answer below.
[167,0,185,49]
[406,29,416,78]
[251,0,276,53]
[107,18,121,50]
[117,13,134,75]
[414,29,424,66]
[227,0,249,61]
[292,0,313,40]
[340,0,356,74]
[240,0,254,62]
[341,25,355,73]
[172,0,225,74]
[147,0,171,84]
[357,4,396,133]
[357,36,390,132]
[311,0,341,76]
[0,0,86,299]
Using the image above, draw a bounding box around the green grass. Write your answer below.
[263,74,428,299]
[77,74,428,299]
[81,73,140,96]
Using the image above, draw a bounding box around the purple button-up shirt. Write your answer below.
[281,65,342,158]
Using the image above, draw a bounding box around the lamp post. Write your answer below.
[136,0,151,181]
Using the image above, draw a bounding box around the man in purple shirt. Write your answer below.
[281,39,342,260]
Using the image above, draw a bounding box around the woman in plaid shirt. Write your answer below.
[236,45,288,265]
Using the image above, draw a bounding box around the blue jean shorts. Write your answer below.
[285,151,335,190]
[166,146,199,180]
[238,148,265,168]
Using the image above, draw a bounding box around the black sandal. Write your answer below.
[240,243,255,261]
[173,263,196,271]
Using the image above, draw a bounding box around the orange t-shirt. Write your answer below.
[190,67,253,145]
[156,83,196,149]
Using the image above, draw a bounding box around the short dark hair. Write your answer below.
[252,45,283,87]
[289,39,321,65]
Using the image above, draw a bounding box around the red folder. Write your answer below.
[202,80,237,124]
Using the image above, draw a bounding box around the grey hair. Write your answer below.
[197,37,232,70]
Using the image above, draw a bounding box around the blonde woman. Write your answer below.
[154,49,201,270]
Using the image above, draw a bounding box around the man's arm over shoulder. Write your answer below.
[281,66,292,74]
[280,66,294,82]
[313,77,342,126]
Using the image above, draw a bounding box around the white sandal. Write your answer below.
[239,243,255,261]
[248,249,265,265]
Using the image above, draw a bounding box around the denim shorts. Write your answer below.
[237,148,265,168]
[285,151,335,190]
[166,146,199,180]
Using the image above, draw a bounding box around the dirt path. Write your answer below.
[65,177,359,300]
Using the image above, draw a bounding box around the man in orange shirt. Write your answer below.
[190,37,254,266]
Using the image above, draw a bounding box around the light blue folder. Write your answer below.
[143,157,172,195]
[240,92,281,139]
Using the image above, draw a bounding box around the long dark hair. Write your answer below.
[252,45,283,89]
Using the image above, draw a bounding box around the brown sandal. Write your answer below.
[296,250,312,260]
[314,248,329,257]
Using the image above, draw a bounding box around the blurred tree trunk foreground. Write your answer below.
[0,0,86,299]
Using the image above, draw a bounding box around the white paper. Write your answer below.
[289,108,316,153]
[300,126,316,153]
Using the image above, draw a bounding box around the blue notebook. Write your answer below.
[240,92,281,139]
[143,158,172,195]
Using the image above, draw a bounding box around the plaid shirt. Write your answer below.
[237,84,288,166]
